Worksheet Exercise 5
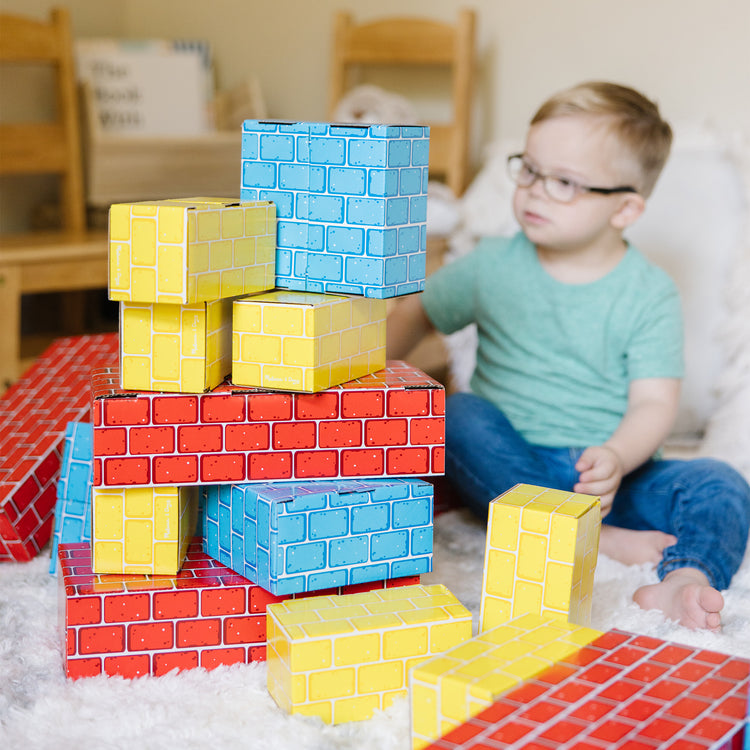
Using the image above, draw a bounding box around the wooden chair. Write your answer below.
[0,7,109,391]
[328,9,475,197]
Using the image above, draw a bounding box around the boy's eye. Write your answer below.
[552,176,574,189]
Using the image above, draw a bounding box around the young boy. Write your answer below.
[388,81,750,631]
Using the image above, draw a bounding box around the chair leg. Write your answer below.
[0,265,22,391]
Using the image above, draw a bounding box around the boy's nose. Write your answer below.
[527,176,547,199]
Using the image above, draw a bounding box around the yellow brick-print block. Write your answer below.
[232,291,387,393]
[109,198,276,304]
[480,484,601,632]
[410,613,603,750]
[266,583,471,725]
[92,485,199,574]
[120,298,233,393]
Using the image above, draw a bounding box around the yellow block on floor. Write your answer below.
[266,583,472,724]
[480,484,600,632]
[109,197,276,304]
[120,297,233,393]
[232,290,387,392]
[91,485,199,574]
[410,612,603,750]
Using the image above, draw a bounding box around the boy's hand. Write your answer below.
[574,445,624,515]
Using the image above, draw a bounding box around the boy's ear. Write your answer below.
[611,193,646,229]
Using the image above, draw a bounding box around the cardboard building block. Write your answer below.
[232,290,387,393]
[266,583,471,725]
[0,334,119,562]
[422,628,749,750]
[92,360,444,487]
[480,484,600,632]
[240,121,429,298]
[120,297,233,394]
[203,477,433,596]
[58,539,420,680]
[49,421,94,574]
[410,613,603,750]
[91,484,199,574]
[109,198,276,304]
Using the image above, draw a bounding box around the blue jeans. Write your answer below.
[444,392,750,591]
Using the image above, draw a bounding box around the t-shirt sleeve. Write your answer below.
[626,271,684,381]
[420,241,487,334]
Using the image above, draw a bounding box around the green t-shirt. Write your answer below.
[421,232,684,447]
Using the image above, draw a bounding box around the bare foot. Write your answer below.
[599,525,677,565]
[633,568,724,631]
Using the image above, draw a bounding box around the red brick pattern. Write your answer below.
[0,334,119,562]
[424,630,749,750]
[92,361,445,487]
[59,539,420,680]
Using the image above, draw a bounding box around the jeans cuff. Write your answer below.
[657,556,725,591]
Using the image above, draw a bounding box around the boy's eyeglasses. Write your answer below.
[507,154,638,203]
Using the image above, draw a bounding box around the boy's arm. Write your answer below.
[574,376,681,513]
[386,295,436,360]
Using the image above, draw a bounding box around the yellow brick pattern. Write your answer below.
[232,291,387,392]
[266,583,472,724]
[410,613,603,750]
[109,198,276,304]
[480,484,600,632]
[91,485,199,574]
[120,298,233,393]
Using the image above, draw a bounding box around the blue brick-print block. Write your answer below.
[348,198,386,226]
[412,138,430,166]
[277,221,309,249]
[277,513,306,544]
[388,140,411,168]
[399,168,423,196]
[393,496,432,527]
[348,139,388,168]
[306,252,343,282]
[371,530,410,561]
[310,137,346,166]
[309,508,349,539]
[327,226,364,255]
[308,194,344,223]
[329,534,370,567]
[386,197,409,226]
[392,557,431,577]
[243,162,276,189]
[260,133,295,161]
[384,256,408,285]
[412,527,433,556]
[409,252,427,282]
[368,169,400,197]
[308,569,348,591]
[329,167,366,195]
[346,256,384,286]
[350,562,389,584]
[286,541,327,574]
[398,225,421,255]
[365,228,397,258]
[410,195,428,223]
[351,503,390,533]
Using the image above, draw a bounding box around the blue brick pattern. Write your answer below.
[240,121,429,298]
[203,478,433,595]
[49,422,93,574]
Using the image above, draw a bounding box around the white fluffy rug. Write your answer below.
[1,509,748,749]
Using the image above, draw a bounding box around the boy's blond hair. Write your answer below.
[532,81,672,197]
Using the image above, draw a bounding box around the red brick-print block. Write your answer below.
[273,422,316,450]
[668,696,713,720]
[295,392,339,420]
[103,457,150,486]
[365,419,407,446]
[249,645,266,662]
[431,388,445,415]
[153,396,199,425]
[410,417,444,445]
[689,715,742,743]
[201,394,246,423]
[341,449,384,476]
[387,390,430,417]
[539,718,590,744]
[154,650,199,676]
[599,678,643,702]
[248,393,292,421]
[646,678,689,702]
[79,625,126,654]
[201,454,245,482]
[295,450,338,478]
[67,658,102,679]
[318,420,362,448]
[341,391,383,418]
[249,452,292,480]
[179,425,223,453]
[68,596,102,626]
[104,654,150,679]
[432,446,445,474]
[103,397,150,426]
[103,593,150,622]
[636,716,684,742]
[486,720,535,745]
[153,590,199,619]
[130,427,175,455]
[225,424,269,451]
[153,455,198,484]
[673,660,714,682]
[716,659,750,681]
[201,586,246,616]
[386,447,429,475]
[519,698,564,724]
[628,660,670,684]
[691,677,737,700]
[249,586,283,613]
[177,619,221,648]
[201,647,246,670]
[128,622,174,651]
[94,428,128,456]
[653,644,695,665]
[225,615,265,644]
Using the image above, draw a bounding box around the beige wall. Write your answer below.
[2,0,749,225]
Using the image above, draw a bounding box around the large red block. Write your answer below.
[59,539,420,680]
[92,360,444,487]
[0,334,118,562]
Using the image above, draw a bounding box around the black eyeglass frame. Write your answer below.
[507,153,638,200]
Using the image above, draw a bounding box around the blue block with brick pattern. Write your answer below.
[240,120,429,298]
[202,477,433,595]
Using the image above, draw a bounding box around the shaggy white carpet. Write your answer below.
[1,509,748,750]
